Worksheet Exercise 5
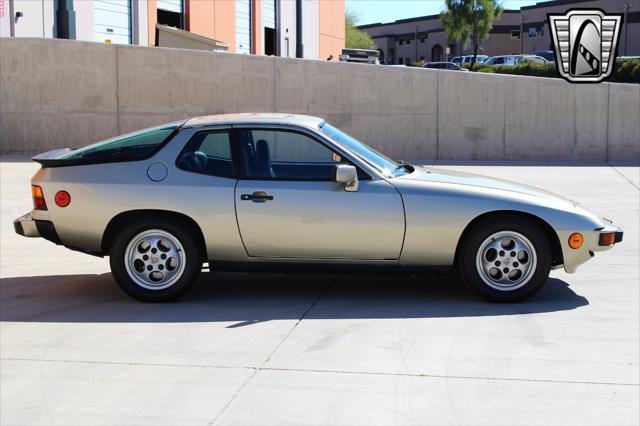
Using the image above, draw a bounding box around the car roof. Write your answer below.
[183,113,324,128]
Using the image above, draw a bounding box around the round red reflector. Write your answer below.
[55,191,71,207]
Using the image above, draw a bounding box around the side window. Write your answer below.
[494,57,505,65]
[238,129,365,181]
[176,131,233,177]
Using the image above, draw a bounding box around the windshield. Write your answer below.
[319,122,399,177]
[60,121,182,161]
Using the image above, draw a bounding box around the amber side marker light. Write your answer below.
[32,185,47,210]
[599,232,616,246]
[55,190,71,208]
[568,233,584,249]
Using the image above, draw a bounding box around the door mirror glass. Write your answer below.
[334,164,359,192]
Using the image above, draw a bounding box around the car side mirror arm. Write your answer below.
[334,164,359,192]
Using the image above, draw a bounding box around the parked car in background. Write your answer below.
[422,62,468,71]
[531,50,556,62]
[15,114,623,303]
[450,55,490,65]
[339,48,380,64]
[484,55,549,66]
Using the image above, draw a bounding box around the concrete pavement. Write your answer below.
[1,158,638,425]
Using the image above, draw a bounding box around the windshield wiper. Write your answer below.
[395,160,415,173]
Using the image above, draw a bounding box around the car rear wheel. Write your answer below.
[109,218,203,302]
[459,216,551,302]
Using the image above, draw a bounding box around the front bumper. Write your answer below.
[562,223,623,273]
[14,212,62,244]
[594,224,624,250]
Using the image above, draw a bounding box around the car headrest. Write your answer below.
[256,139,270,163]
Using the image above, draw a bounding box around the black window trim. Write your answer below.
[230,125,373,182]
[175,127,238,179]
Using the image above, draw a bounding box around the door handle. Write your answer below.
[241,191,273,202]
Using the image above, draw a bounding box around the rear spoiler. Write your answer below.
[32,148,74,167]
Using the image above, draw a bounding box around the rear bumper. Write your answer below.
[14,213,40,237]
[14,212,62,244]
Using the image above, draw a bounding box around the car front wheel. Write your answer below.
[459,216,551,302]
[109,218,203,302]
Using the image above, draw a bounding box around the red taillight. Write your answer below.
[55,190,71,208]
[32,185,47,210]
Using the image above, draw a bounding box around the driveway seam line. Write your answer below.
[0,357,255,371]
[207,276,337,425]
[4,356,636,387]
[609,163,640,191]
[259,366,639,387]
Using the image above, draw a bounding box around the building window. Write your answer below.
[157,0,184,30]
[406,57,411,65]
[399,39,403,45]
[406,38,411,45]
[511,30,520,39]
[528,26,545,38]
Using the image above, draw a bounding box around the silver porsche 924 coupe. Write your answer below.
[15,113,623,303]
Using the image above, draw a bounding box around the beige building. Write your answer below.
[520,0,639,56]
[361,0,640,65]
[359,11,522,65]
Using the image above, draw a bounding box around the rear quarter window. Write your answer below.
[176,131,234,178]
[61,122,182,161]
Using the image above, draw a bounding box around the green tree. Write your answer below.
[345,11,377,50]
[441,0,503,69]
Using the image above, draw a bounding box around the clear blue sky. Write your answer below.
[346,0,552,25]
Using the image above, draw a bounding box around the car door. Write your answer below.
[233,126,405,260]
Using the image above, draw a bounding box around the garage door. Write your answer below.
[157,0,181,13]
[262,0,275,29]
[93,0,131,45]
[236,0,251,54]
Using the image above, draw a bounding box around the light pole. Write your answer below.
[415,25,418,63]
[623,2,632,56]
[520,13,524,54]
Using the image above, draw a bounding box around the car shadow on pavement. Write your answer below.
[0,272,588,324]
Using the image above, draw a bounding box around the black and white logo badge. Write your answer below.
[548,9,623,83]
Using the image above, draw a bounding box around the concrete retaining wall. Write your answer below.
[1,38,639,160]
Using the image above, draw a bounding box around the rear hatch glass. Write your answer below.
[60,122,182,162]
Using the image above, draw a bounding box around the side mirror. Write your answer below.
[334,164,359,192]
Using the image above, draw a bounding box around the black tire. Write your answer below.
[109,217,203,302]
[458,215,551,302]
